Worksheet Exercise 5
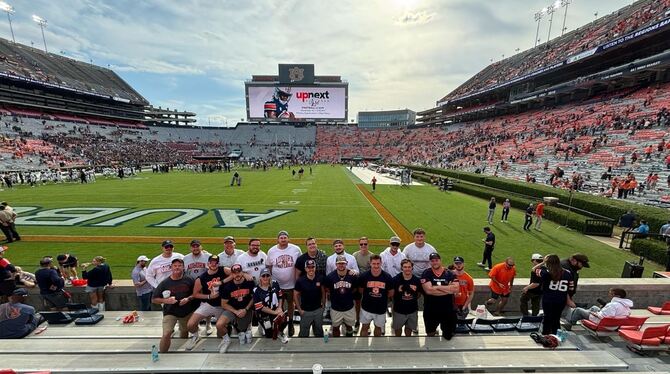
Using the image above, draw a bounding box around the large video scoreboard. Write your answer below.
[245,64,348,122]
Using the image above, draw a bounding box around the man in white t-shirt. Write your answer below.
[235,238,268,284]
[183,239,211,280]
[402,228,437,278]
[146,240,185,288]
[326,240,359,274]
[267,230,302,336]
[380,236,406,278]
[217,236,244,268]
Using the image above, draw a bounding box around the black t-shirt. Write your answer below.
[198,268,228,306]
[525,206,533,216]
[359,270,393,315]
[489,201,496,209]
[59,255,78,268]
[220,279,255,311]
[324,270,357,312]
[153,276,196,318]
[420,267,456,310]
[294,274,324,312]
[528,269,543,295]
[485,232,495,250]
[537,267,574,304]
[392,273,422,315]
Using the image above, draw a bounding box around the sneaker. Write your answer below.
[218,336,231,353]
[205,323,213,336]
[476,263,485,267]
[185,332,200,351]
[279,332,289,344]
[245,330,253,344]
[484,267,490,271]
[353,321,360,333]
[288,323,295,337]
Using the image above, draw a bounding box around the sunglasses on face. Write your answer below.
[359,243,368,246]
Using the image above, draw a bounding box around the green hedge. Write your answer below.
[630,238,668,265]
[407,165,669,232]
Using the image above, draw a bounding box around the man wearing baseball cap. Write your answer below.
[0,288,44,338]
[146,240,184,288]
[294,259,325,337]
[381,236,406,278]
[324,255,358,337]
[218,236,244,268]
[35,256,69,311]
[520,254,544,316]
[131,255,153,311]
[267,230,302,336]
[184,240,211,281]
[420,252,460,339]
[452,256,474,319]
[217,263,255,353]
[185,254,228,350]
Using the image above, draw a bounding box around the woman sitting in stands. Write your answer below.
[81,256,113,311]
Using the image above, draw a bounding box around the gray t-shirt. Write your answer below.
[131,265,154,296]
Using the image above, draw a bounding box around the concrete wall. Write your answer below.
[22,278,670,312]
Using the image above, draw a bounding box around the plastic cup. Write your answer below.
[162,290,171,298]
[312,364,323,374]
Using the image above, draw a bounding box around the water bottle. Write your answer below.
[556,329,567,342]
[151,345,159,362]
[323,328,329,343]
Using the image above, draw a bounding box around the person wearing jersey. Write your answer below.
[253,268,289,343]
[358,255,393,337]
[420,253,460,340]
[324,255,358,337]
[185,255,227,350]
[392,259,422,336]
[452,256,474,319]
[146,240,184,288]
[403,228,437,278]
[532,254,575,335]
[485,257,516,316]
[235,238,268,284]
[217,236,244,268]
[267,230,302,337]
[183,240,211,280]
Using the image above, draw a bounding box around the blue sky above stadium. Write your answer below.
[5,0,631,126]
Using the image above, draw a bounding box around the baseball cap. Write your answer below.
[531,253,543,261]
[40,257,52,266]
[162,240,174,248]
[171,258,184,265]
[336,255,348,264]
[305,259,316,267]
[231,264,243,272]
[389,236,401,245]
[332,239,344,245]
[223,236,235,243]
[208,254,220,263]
[453,256,464,263]
[429,253,441,260]
[260,268,271,277]
[136,255,150,262]
[12,288,28,297]
[190,239,201,246]
[572,253,590,268]
[277,230,289,237]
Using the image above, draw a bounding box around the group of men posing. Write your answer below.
[138,229,474,353]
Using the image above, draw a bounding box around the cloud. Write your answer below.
[395,10,436,25]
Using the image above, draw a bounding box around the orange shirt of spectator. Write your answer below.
[535,202,545,217]
[645,145,653,154]
[629,179,638,189]
[454,271,474,307]
[488,262,516,295]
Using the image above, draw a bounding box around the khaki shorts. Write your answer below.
[162,314,191,338]
[331,307,356,328]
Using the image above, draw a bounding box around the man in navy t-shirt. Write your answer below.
[324,255,357,337]
[358,255,393,337]
[392,259,422,336]
[420,253,459,340]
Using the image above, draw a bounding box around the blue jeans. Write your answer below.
[138,292,152,311]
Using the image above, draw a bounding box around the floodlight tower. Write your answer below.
[546,0,560,44]
[560,0,571,36]
[32,14,48,53]
[534,9,546,47]
[0,1,15,43]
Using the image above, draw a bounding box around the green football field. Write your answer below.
[1,165,661,278]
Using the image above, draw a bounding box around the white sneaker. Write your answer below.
[476,263,485,267]
[185,332,200,351]
[484,267,491,271]
[245,330,253,344]
[279,332,289,344]
[218,336,231,353]
[205,323,213,336]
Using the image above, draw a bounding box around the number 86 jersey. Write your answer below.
[536,267,574,304]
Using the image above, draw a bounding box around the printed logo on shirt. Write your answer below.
[230,288,250,301]
[274,254,295,269]
[334,281,352,293]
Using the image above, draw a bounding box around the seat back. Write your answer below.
[641,324,670,339]
[620,316,648,330]
[662,301,670,311]
[493,317,520,332]
[39,311,73,324]
[516,315,543,332]
[595,317,629,330]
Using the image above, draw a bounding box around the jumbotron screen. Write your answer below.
[247,85,346,120]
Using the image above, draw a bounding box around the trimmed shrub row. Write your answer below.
[407,165,669,231]
[630,238,669,265]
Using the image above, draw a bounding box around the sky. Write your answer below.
[2,0,635,126]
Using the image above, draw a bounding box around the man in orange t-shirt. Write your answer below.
[534,201,545,231]
[485,257,516,316]
[451,256,474,319]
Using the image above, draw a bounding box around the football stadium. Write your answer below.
[0,0,669,373]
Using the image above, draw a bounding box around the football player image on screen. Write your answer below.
[264,87,295,119]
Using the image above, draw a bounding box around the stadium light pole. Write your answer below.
[546,1,560,44]
[32,15,48,53]
[534,9,545,48]
[560,0,571,36]
[0,1,15,43]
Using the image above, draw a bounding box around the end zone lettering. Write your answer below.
[295,91,329,101]
[14,207,293,229]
